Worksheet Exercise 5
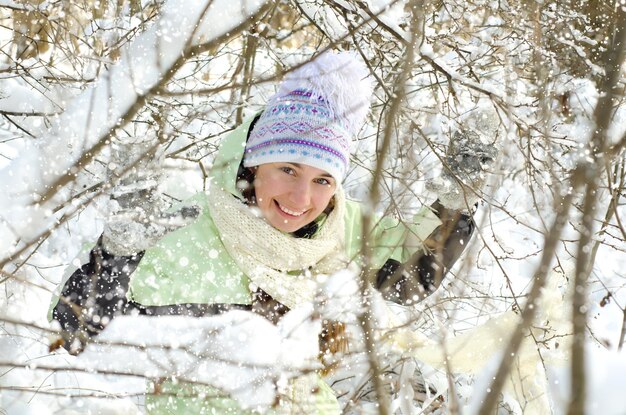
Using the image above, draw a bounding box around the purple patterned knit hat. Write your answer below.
[243,52,372,182]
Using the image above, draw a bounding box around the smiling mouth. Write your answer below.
[275,201,306,217]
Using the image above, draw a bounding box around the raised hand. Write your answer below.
[426,108,500,211]
[101,139,200,256]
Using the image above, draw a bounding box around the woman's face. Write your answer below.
[253,162,337,233]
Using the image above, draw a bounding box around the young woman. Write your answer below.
[51,52,475,414]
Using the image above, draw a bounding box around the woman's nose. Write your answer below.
[289,179,311,206]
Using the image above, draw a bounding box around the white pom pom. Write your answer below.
[273,51,373,135]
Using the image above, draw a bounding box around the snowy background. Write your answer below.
[1,0,625,414]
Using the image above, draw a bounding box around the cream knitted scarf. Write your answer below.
[207,186,348,309]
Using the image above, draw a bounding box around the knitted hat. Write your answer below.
[243,51,372,182]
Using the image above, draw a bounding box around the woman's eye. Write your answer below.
[315,178,331,186]
[280,167,295,175]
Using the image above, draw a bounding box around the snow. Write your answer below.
[84,309,320,410]
[1,0,626,414]
[548,347,626,415]
[1,309,321,414]
[0,75,57,115]
[0,0,267,259]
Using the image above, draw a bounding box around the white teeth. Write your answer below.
[278,203,305,217]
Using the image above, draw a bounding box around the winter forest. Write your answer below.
[1,0,625,414]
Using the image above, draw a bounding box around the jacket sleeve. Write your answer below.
[375,200,475,304]
[343,199,443,271]
[51,236,143,353]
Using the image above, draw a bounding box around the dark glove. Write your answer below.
[52,237,144,354]
[376,206,475,305]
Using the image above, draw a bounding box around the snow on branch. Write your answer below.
[2,308,321,412]
[0,0,268,265]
